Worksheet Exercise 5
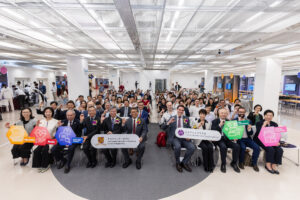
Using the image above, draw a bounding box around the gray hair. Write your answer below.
[109,106,117,111]
[66,109,75,115]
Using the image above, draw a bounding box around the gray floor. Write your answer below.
[51,123,218,200]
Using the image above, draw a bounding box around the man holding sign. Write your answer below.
[51,110,82,173]
[211,108,240,173]
[121,107,148,169]
[162,105,195,173]
[235,107,260,172]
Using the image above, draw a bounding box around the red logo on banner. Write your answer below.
[30,126,51,146]
[46,139,57,145]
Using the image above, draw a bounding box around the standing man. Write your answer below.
[109,81,115,91]
[102,107,123,168]
[1,84,14,111]
[174,82,181,91]
[51,82,57,101]
[12,85,26,109]
[80,106,102,168]
[161,105,195,173]
[121,108,148,169]
[135,81,138,90]
[52,110,82,173]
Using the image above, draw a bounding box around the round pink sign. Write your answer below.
[0,66,7,74]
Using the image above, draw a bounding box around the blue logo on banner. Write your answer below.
[55,126,76,146]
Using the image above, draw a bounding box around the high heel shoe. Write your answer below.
[265,165,274,174]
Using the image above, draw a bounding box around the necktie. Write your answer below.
[125,107,128,117]
[111,118,114,130]
[178,117,181,128]
[133,119,136,134]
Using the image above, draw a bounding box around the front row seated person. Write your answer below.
[235,107,260,172]
[121,107,148,169]
[162,105,195,173]
[51,110,82,173]
[254,109,283,174]
[211,108,240,173]
[79,106,102,168]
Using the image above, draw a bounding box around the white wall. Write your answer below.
[170,72,203,89]
[120,71,140,91]
[7,67,56,100]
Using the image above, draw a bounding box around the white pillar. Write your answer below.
[204,69,214,92]
[109,69,120,89]
[253,58,282,119]
[67,56,89,101]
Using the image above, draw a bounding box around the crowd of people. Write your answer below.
[157,87,284,174]
[5,81,285,176]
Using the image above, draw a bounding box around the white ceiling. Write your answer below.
[0,0,300,74]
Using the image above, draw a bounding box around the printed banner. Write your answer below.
[175,128,221,141]
[237,120,250,126]
[55,126,76,146]
[91,134,139,149]
[222,121,244,140]
[258,127,282,147]
[46,139,57,145]
[23,136,35,143]
[30,126,51,146]
[6,126,28,144]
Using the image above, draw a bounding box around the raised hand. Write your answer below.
[5,122,10,129]
[36,120,41,127]
[57,120,62,127]
[80,114,85,122]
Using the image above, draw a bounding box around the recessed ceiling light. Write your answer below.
[0,53,27,58]
[270,0,283,7]
[246,12,264,23]
[80,54,95,58]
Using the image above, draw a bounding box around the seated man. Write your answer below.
[51,110,82,173]
[118,100,131,117]
[211,108,240,173]
[137,102,149,124]
[121,107,148,169]
[236,107,260,172]
[102,107,123,168]
[80,106,102,168]
[162,105,195,173]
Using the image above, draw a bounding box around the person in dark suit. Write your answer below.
[179,100,190,117]
[174,82,181,91]
[51,110,82,173]
[82,101,102,118]
[137,102,149,124]
[211,108,240,173]
[60,100,81,120]
[118,100,131,117]
[161,105,195,173]
[236,107,260,172]
[36,101,62,120]
[121,107,148,169]
[247,104,263,125]
[102,107,123,168]
[80,106,102,168]
[254,109,283,174]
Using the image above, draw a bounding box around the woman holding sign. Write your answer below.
[254,110,283,174]
[5,108,37,166]
[192,109,214,173]
[32,107,58,173]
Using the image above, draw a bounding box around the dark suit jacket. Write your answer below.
[102,116,124,134]
[123,117,147,140]
[82,110,101,118]
[211,118,229,140]
[118,106,131,117]
[161,115,190,143]
[184,107,190,117]
[247,112,263,125]
[61,119,82,137]
[138,109,149,124]
[80,116,102,139]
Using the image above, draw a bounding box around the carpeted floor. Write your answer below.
[52,123,218,200]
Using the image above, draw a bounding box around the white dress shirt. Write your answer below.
[39,118,58,138]
[160,110,176,125]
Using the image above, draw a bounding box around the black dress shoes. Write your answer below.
[64,166,70,174]
[136,161,141,170]
[122,159,132,168]
[58,159,67,169]
[231,163,240,173]
[181,163,192,172]
[252,165,259,172]
[105,162,112,168]
[176,163,183,173]
[265,165,274,174]
[221,164,226,173]
[86,162,92,168]
[238,162,245,170]
[91,161,97,168]
[273,170,280,175]
[110,161,116,168]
